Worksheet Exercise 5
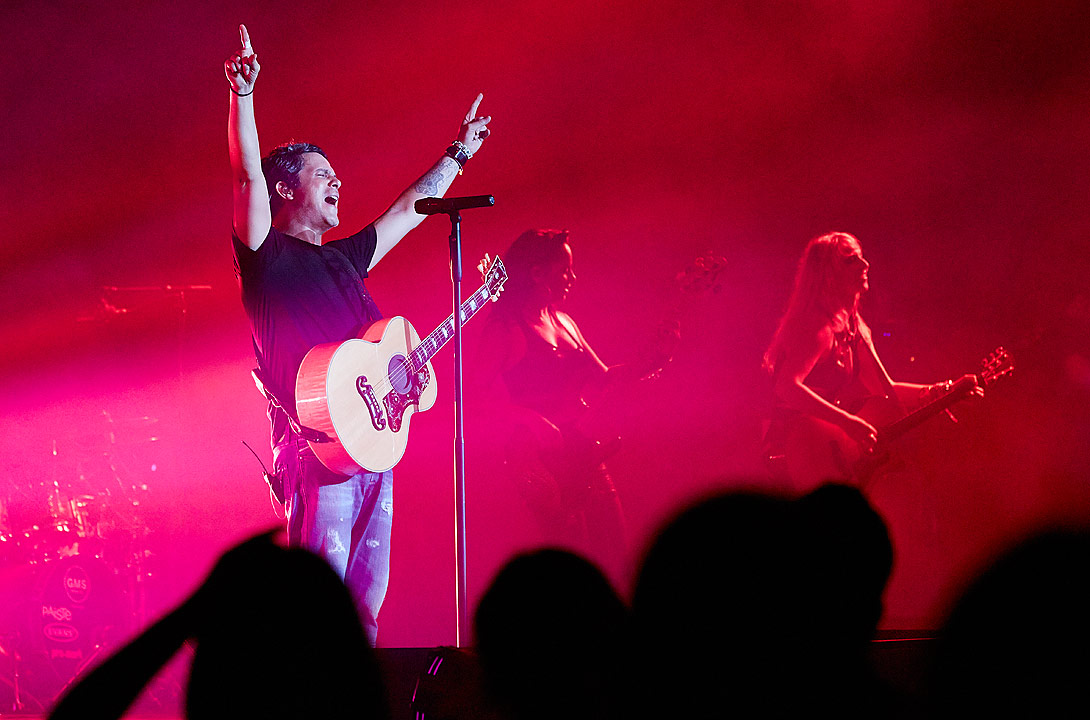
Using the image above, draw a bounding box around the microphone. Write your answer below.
[414,195,495,215]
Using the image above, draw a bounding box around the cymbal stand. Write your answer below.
[0,639,36,714]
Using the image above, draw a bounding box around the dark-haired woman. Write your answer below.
[474,229,675,578]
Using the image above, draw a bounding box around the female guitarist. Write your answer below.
[472,229,678,580]
[762,232,983,493]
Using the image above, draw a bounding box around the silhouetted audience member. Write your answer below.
[474,548,631,720]
[927,527,1090,719]
[794,483,900,716]
[48,530,388,720]
[632,490,799,718]
[631,482,898,718]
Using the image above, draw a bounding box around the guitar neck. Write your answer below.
[408,283,493,371]
[880,375,977,443]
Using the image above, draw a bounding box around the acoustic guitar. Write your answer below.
[295,256,508,474]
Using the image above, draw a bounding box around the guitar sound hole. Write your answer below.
[388,355,412,395]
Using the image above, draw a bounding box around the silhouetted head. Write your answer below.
[474,548,629,720]
[930,527,1090,718]
[631,489,801,716]
[632,483,894,717]
[796,483,893,650]
[634,490,800,651]
[186,535,387,720]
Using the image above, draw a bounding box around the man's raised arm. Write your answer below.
[226,24,271,250]
[369,94,492,270]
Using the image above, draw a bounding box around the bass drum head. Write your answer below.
[0,555,129,705]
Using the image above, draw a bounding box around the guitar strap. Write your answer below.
[250,366,332,445]
[253,243,375,445]
[850,316,862,379]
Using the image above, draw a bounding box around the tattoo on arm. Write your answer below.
[413,161,455,196]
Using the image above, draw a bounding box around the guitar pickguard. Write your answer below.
[383,364,431,433]
[356,375,387,431]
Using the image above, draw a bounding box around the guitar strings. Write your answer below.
[364,283,494,401]
[366,262,505,397]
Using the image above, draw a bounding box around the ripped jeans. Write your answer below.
[274,437,393,646]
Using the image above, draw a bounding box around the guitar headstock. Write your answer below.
[675,252,727,297]
[478,253,508,302]
[979,346,1014,386]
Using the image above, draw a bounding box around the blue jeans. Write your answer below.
[276,438,393,645]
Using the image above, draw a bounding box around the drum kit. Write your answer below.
[0,414,156,712]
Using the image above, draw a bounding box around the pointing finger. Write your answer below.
[465,93,483,122]
[240,24,252,54]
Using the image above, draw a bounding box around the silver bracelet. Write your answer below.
[451,140,474,160]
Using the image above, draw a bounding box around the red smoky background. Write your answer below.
[3,0,1090,649]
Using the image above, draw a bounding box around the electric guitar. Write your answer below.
[296,256,508,474]
[501,252,726,501]
[775,347,1014,492]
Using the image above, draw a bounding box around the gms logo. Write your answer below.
[43,623,79,642]
[64,565,91,603]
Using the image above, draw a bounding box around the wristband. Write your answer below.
[451,140,473,159]
[445,143,471,174]
[922,380,953,402]
[231,87,254,97]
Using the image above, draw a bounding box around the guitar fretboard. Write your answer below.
[882,350,1011,444]
[882,375,977,443]
[408,284,493,371]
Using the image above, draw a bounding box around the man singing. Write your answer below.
[225,24,491,644]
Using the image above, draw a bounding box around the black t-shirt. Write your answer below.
[233,224,382,418]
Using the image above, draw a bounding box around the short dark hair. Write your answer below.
[261,142,328,216]
[499,228,572,312]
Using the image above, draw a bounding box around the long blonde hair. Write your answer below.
[763,232,863,375]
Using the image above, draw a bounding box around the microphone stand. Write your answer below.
[445,210,470,647]
[417,193,493,647]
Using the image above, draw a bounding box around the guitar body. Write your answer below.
[296,317,438,475]
[293,255,509,475]
[779,394,903,494]
[504,416,622,511]
[775,347,1014,494]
